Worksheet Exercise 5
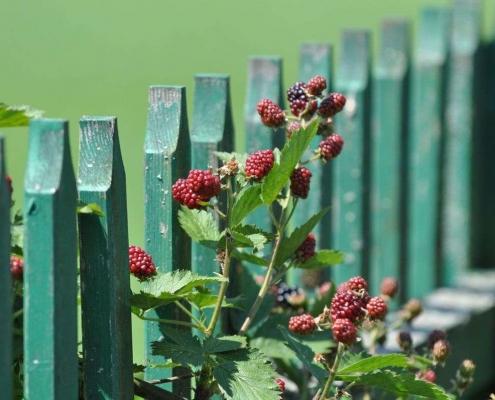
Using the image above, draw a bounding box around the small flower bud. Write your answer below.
[427,329,447,349]
[459,359,475,378]
[397,331,413,352]
[432,339,450,363]
[402,298,422,322]
[380,277,399,298]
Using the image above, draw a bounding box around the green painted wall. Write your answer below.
[2,0,494,363]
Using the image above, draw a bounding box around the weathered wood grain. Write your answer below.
[24,119,78,399]
[78,117,133,399]
[144,86,191,397]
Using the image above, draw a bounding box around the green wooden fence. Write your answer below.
[1,0,495,398]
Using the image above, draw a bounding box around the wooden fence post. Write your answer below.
[245,56,284,243]
[442,0,481,285]
[78,117,133,399]
[144,86,191,397]
[190,74,234,334]
[24,119,78,399]
[333,31,371,284]
[0,136,12,400]
[407,8,450,298]
[288,44,332,288]
[370,19,410,302]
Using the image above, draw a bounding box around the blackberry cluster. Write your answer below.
[307,75,327,96]
[288,313,316,335]
[366,296,388,320]
[332,318,357,345]
[129,245,157,280]
[257,99,285,127]
[339,276,368,292]
[295,233,316,263]
[245,149,274,181]
[319,134,344,161]
[318,92,347,117]
[287,82,308,116]
[275,283,305,308]
[172,169,221,209]
[290,167,312,198]
[330,290,366,322]
[10,255,23,281]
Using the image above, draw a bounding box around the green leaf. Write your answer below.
[337,370,450,399]
[187,292,243,310]
[274,207,330,267]
[142,270,227,298]
[203,335,247,353]
[230,184,263,226]
[296,249,344,269]
[178,207,220,246]
[279,327,328,384]
[131,292,168,313]
[261,120,318,204]
[213,349,280,400]
[231,249,268,266]
[0,103,43,127]
[151,328,205,369]
[337,353,410,375]
[77,201,104,216]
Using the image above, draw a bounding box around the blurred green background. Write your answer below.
[2,0,494,362]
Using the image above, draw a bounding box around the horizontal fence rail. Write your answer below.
[2,0,495,398]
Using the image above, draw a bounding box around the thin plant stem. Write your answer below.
[319,342,345,400]
[238,194,296,335]
[174,301,207,331]
[205,177,234,337]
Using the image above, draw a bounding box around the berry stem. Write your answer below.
[174,300,207,331]
[205,177,234,337]
[238,194,297,335]
[319,342,345,400]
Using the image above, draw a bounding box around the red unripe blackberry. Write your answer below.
[295,233,316,263]
[432,339,450,363]
[380,277,399,298]
[319,134,344,161]
[427,330,447,349]
[330,289,366,322]
[417,369,436,383]
[366,296,388,320]
[129,245,157,280]
[5,175,13,194]
[288,313,316,335]
[290,167,312,198]
[187,169,221,200]
[257,99,285,128]
[245,149,274,181]
[172,178,203,209]
[332,318,357,345]
[10,255,23,280]
[286,121,302,138]
[307,75,327,96]
[318,92,347,117]
[276,378,285,393]
[345,276,368,292]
